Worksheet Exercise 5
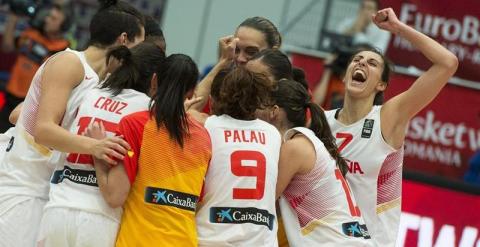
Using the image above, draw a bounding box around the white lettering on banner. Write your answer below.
[396,212,480,247]
[404,140,462,167]
[407,111,480,151]
[396,3,480,64]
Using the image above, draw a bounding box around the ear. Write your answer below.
[117,32,128,46]
[270,105,280,121]
[376,81,387,92]
[185,88,195,100]
[148,73,158,97]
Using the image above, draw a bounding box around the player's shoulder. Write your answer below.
[119,111,150,128]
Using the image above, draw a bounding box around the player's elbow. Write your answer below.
[443,53,459,74]
[33,122,50,146]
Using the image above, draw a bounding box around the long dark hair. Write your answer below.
[250,49,309,90]
[88,0,145,47]
[101,42,165,96]
[273,79,348,175]
[237,17,282,48]
[211,67,274,120]
[150,54,199,147]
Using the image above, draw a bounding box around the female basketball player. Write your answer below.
[192,16,281,111]
[0,1,145,246]
[196,67,281,247]
[267,79,373,246]
[90,54,211,247]
[37,42,165,247]
[324,8,458,246]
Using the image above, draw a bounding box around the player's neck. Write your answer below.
[83,46,108,80]
[339,96,374,125]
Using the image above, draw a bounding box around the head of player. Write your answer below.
[150,54,199,146]
[144,15,166,52]
[100,42,165,96]
[211,66,274,120]
[234,17,281,66]
[344,46,392,106]
[246,48,308,89]
[268,79,348,176]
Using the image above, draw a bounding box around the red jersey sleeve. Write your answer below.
[116,111,149,184]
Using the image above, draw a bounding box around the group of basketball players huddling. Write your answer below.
[0,0,458,247]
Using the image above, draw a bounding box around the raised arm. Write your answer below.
[190,35,238,111]
[375,8,458,149]
[34,52,129,164]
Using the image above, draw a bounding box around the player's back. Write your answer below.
[197,114,281,247]
[279,127,373,247]
[46,87,150,220]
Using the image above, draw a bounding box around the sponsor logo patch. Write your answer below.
[342,221,371,239]
[144,187,198,212]
[51,166,97,186]
[210,207,275,230]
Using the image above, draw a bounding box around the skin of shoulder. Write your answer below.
[276,134,316,198]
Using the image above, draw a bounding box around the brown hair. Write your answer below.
[212,67,274,120]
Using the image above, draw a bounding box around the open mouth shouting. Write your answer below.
[352,69,367,84]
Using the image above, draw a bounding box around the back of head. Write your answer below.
[212,66,274,120]
[251,49,292,82]
[273,79,348,175]
[101,42,166,96]
[238,17,282,48]
[88,0,145,47]
[151,54,199,147]
[144,15,166,52]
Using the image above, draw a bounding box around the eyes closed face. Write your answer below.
[234,27,269,66]
[344,50,384,97]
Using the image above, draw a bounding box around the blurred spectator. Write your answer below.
[144,15,166,52]
[0,2,72,132]
[464,150,480,185]
[338,0,390,53]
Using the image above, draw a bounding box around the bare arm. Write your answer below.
[1,14,18,53]
[9,102,23,125]
[88,122,131,208]
[94,159,131,208]
[190,36,238,111]
[276,136,316,199]
[374,8,458,149]
[34,52,129,164]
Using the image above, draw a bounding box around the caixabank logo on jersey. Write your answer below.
[342,221,371,239]
[144,187,198,212]
[51,166,98,186]
[210,207,275,230]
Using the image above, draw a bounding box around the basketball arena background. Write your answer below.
[0,0,479,246]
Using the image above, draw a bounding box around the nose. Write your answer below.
[236,51,248,66]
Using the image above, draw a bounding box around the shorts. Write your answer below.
[36,207,119,247]
[0,195,46,247]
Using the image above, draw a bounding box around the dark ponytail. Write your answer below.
[101,43,165,96]
[307,101,348,176]
[273,79,348,176]
[292,67,309,90]
[98,0,118,10]
[150,54,199,147]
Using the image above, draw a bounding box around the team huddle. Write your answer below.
[0,0,458,247]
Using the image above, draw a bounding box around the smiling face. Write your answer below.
[344,50,386,100]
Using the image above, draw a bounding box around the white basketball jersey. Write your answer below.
[45,87,150,221]
[325,106,403,247]
[279,127,372,247]
[0,128,15,164]
[0,49,98,200]
[196,115,281,247]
